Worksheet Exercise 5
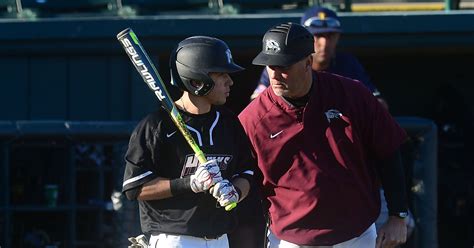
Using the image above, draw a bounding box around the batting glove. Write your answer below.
[210,179,239,208]
[190,160,223,193]
[128,234,148,248]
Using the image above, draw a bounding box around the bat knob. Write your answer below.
[225,202,237,211]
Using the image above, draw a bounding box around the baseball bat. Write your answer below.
[117,28,236,211]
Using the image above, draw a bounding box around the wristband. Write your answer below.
[234,172,254,185]
[389,211,409,219]
[170,177,192,196]
[235,186,242,200]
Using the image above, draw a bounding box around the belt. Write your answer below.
[150,233,223,241]
[202,234,223,240]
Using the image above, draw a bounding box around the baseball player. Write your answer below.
[250,6,384,106]
[122,36,255,248]
[239,22,408,248]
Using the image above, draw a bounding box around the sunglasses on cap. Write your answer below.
[303,16,341,29]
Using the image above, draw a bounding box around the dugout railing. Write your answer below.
[396,117,438,248]
[0,120,138,248]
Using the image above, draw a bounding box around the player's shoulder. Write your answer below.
[213,106,240,123]
[318,70,357,83]
[317,71,371,95]
[214,105,236,117]
[144,108,166,123]
[134,109,167,133]
[334,51,361,64]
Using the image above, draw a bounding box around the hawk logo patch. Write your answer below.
[265,40,281,53]
[325,109,343,123]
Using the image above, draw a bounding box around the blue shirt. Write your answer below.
[253,52,380,97]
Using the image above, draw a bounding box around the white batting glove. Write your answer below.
[190,160,223,193]
[210,179,239,207]
[128,234,148,248]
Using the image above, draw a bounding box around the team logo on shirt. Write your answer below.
[324,109,354,168]
[325,109,343,123]
[270,130,284,139]
[180,154,233,177]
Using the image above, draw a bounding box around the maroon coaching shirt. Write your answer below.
[239,71,407,245]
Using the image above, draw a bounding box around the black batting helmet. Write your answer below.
[169,36,244,96]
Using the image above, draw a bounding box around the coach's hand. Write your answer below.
[376,216,407,248]
[210,179,239,208]
[190,160,223,193]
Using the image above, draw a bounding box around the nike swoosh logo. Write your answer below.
[166,131,177,138]
[270,130,284,139]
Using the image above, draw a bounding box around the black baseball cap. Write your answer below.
[252,22,314,67]
[301,7,342,34]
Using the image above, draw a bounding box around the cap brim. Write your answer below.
[226,63,245,72]
[252,52,303,67]
[307,27,342,34]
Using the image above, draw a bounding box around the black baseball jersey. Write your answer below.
[122,106,255,238]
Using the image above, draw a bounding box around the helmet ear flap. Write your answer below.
[189,80,206,96]
[169,43,214,96]
[174,59,215,96]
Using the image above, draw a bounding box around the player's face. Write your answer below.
[206,72,233,105]
[312,32,340,65]
[267,56,312,99]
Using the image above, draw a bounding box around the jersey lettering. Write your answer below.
[180,154,233,177]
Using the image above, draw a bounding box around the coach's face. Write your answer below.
[206,72,233,105]
[267,55,313,99]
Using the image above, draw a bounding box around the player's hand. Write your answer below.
[210,179,239,207]
[190,160,222,193]
[376,216,407,248]
[128,234,148,248]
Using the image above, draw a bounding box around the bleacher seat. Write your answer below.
[0,0,37,19]
[21,0,117,17]
[0,0,19,17]
[227,0,309,13]
[121,0,216,15]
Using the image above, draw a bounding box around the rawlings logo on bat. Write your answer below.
[120,37,166,101]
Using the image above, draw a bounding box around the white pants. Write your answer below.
[148,233,229,248]
[268,223,376,248]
